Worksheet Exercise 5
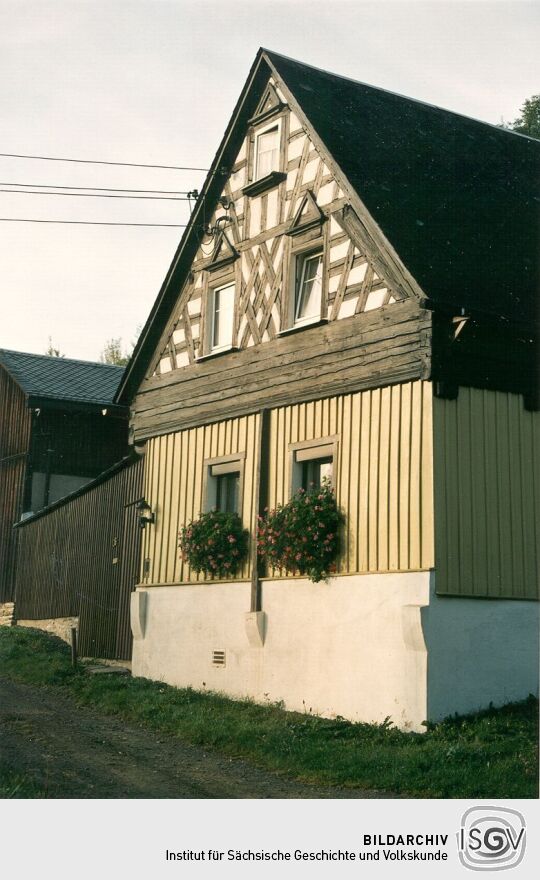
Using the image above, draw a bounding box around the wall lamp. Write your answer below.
[136,499,155,529]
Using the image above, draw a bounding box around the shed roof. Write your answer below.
[0,349,124,405]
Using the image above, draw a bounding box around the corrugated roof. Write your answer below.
[0,348,124,405]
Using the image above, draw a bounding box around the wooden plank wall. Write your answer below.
[0,366,31,603]
[433,388,540,599]
[142,414,260,584]
[14,457,144,659]
[133,301,431,440]
[142,381,434,584]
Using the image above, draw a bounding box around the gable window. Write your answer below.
[255,124,280,180]
[205,455,245,514]
[209,282,235,353]
[290,439,337,494]
[294,251,323,326]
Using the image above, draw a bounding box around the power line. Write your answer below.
[0,181,196,194]
[0,188,192,201]
[0,217,187,227]
[0,152,209,171]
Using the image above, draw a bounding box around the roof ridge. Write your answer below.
[262,48,540,144]
[0,348,125,370]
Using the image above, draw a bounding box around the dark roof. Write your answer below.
[117,49,539,403]
[266,51,540,326]
[0,348,124,405]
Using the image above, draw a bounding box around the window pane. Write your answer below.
[256,127,279,179]
[301,456,333,490]
[295,253,323,323]
[212,284,235,350]
[215,472,239,513]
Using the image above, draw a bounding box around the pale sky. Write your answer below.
[1,0,538,361]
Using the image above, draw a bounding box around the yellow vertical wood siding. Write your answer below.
[433,388,539,599]
[142,414,259,584]
[141,381,434,584]
[268,381,434,575]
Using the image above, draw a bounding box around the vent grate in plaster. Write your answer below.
[212,650,226,667]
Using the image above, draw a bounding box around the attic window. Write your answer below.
[255,123,280,179]
[294,251,323,326]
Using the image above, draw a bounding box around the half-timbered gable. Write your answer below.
[150,83,407,381]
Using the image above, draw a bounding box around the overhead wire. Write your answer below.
[0,151,209,171]
[0,218,187,227]
[0,181,197,194]
[0,188,193,201]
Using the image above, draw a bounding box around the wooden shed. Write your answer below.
[13,455,144,660]
[0,349,128,620]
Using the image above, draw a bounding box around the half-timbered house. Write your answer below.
[116,50,539,729]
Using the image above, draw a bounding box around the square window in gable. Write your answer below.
[294,251,323,326]
[209,282,235,353]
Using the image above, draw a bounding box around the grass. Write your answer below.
[0,765,49,799]
[0,626,537,798]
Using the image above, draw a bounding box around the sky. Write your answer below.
[0,0,538,362]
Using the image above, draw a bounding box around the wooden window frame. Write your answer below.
[203,452,246,515]
[288,436,339,496]
[199,270,237,359]
[243,111,287,198]
[280,227,329,334]
[254,119,282,181]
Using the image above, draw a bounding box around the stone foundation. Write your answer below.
[0,603,15,627]
[17,617,79,645]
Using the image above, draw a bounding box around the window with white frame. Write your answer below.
[255,124,280,180]
[209,282,235,353]
[294,251,323,326]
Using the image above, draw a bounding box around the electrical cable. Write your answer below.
[0,181,196,194]
[0,218,187,227]
[0,188,192,201]
[0,152,208,171]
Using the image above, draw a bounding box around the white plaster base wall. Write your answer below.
[131,572,431,731]
[422,578,539,721]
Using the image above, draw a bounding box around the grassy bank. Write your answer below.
[0,626,537,798]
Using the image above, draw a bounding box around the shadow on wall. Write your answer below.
[421,572,539,722]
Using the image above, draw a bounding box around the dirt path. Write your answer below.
[0,678,393,799]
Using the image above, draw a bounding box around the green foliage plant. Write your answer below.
[257,479,343,582]
[179,510,249,579]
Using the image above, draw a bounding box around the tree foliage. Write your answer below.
[100,337,130,366]
[45,336,64,357]
[505,95,540,139]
